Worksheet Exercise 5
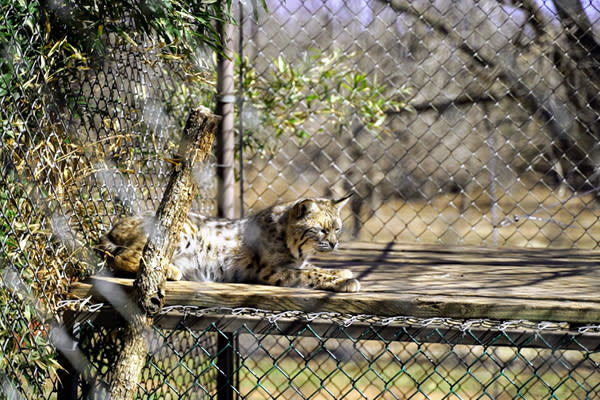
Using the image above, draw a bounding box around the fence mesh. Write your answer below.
[237,0,600,248]
[61,306,600,400]
[0,3,215,397]
[2,0,600,399]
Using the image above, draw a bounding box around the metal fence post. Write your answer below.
[215,13,237,400]
[216,331,237,400]
[56,311,79,400]
[216,13,235,219]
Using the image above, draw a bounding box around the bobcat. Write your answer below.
[99,195,360,292]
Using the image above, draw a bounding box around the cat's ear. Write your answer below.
[294,199,319,219]
[333,194,352,210]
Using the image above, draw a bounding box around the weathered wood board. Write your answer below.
[70,241,600,324]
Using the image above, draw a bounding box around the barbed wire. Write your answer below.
[56,299,600,335]
[57,298,105,313]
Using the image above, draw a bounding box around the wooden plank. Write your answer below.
[70,242,600,324]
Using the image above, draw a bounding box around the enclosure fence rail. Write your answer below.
[55,302,600,400]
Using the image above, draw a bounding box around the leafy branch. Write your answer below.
[42,0,234,59]
[241,49,413,154]
[0,0,239,396]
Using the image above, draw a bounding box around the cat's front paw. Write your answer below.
[337,278,360,293]
[166,264,183,281]
[336,269,353,280]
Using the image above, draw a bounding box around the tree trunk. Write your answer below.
[108,106,219,399]
[386,0,600,191]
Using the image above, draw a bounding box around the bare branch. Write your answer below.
[385,0,574,141]
[108,106,220,399]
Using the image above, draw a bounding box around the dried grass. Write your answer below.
[4,122,174,314]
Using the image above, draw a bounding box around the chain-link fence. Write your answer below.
[2,0,600,399]
[237,0,600,248]
[0,2,216,397]
[58,306,600,399]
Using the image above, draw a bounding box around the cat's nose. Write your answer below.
[329,241,337,250]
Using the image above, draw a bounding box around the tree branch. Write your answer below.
[386,93,498,114]
[385,0,574,140]
[108,106,220,399]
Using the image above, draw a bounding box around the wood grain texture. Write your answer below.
[72,241,600,324]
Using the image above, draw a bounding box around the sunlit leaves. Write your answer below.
[241,50,413,155]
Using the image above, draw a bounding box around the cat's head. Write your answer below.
[286,194,352,260]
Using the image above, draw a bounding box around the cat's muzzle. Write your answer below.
[317,241,337,252]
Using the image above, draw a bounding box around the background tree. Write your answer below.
[386,0,600,192]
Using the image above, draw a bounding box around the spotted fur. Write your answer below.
[99,196,359,292]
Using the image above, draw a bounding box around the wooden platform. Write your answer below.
[70,242,600,324]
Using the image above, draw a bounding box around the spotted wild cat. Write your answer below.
[99,195,360,292]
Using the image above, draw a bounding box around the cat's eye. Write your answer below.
[320,228,328,235]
